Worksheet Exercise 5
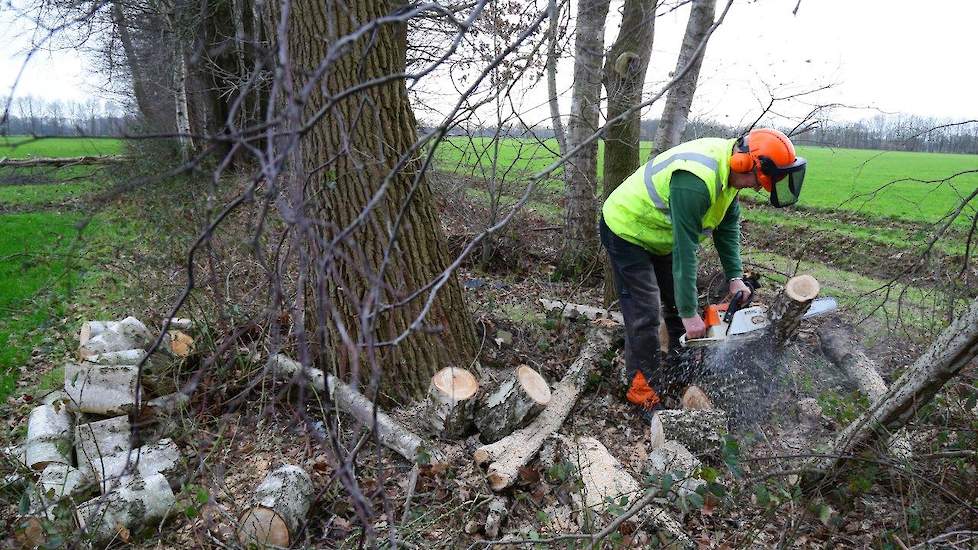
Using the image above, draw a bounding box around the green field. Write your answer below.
[0,137,125,398]
[435,138,978,226]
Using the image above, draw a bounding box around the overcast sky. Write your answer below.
[1,0,975,125]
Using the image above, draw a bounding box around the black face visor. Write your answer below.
[759,156,807,208]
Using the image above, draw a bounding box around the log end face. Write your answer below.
[473,448,491,466]
[431,367,479,401]
[785,275,820,301]
[516,365,551,405]
[238,507,290,547]
[487,471,511,492]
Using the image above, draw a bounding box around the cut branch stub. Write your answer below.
[475,365,551,443]
[25,404,73,471]
[237,465,314,548]
[425,367,479,439]
[768,274,820,345]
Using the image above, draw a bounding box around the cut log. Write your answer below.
[655,409,728,456]
[76,416,132,485]
[75,473,176,545]
[475,365,551,443]
[474,327,614,490]
[168,330,194,357]
[768,275,820,345]
[237,465,314,547]
[25,403,73,471]
[64,363,141,415]
[806,295,978,489]
[166,318,193,331]
[646,440,704,499]
[79,316,154,352]
[29,464,96,521]
[559,435,693,548]
[93,439,181,490]
[539,298,623,324]
[680,385,713,410]
[818,327,912,460]
[424,367,479,439]
[268,354,439,463]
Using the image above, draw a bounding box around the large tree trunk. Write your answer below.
[556,0,611,277]
[806,296,978,487]
[649,0,717,159]
[600,0,657,302]
[545,0,567,154]
[283,0,478,400]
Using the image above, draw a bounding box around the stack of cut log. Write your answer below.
[14,316,194,546]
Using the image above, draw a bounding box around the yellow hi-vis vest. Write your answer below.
[602,138,739,255]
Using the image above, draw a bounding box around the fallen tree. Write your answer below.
[474,326,615,491]
[806,295,978,487]
[0,155,128,168]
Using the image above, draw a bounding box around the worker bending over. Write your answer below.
[600,128,807,417]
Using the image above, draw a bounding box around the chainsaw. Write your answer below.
[679,290,838,348]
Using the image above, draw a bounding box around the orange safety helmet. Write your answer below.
[730,128,807,207]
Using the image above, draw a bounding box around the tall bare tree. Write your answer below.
[649,0,717,158]
[282,0,479,400]
[557,0,611,277]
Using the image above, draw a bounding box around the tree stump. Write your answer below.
[474,365,551,443]
[424,367,479,439]
[237,465,314,547]
[768,275,820,345]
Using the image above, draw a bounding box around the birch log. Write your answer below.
[76,473,176,545]
[474,365,551,443]
[65,363,140,415]
[806,295,978,489]
[237,465,314,547]
[29,464,96,520]
[94,439,181,490]
[25,403,73,470]
[76,416,132,485]
[424,367,479,439]
[268,354,439,463]
[768,275,820,345]
[819,327,913,459]
[656,409,728,456]
[79,317,153,348]
[561,435,693,548]
[474,327,614,490]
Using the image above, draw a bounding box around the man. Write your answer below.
[600,128,807,417]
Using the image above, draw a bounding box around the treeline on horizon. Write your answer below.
[438,115,978,155]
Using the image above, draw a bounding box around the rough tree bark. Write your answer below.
[649,0,717,159]
[806,296,978,487]
[557,0,611,276]
[600,0,657,302]
[283,0,478,400]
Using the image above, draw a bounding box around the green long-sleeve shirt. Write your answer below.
[670,170,743,317]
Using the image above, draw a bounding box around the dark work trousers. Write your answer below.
[599,218,689,405]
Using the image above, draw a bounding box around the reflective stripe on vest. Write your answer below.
[643,152,721,219]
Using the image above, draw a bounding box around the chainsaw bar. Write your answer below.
[681,297,838,348]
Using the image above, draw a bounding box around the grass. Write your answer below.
[0,136,123,158]
[435,137,978,226]
[0,181,104,207]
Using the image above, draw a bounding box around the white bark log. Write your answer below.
[25,403,73,470]
[237,465,314,547]
[474,327,614,490]
[656,409,728,456]
[166,318,193,331]
[818,327,912,460]
[483,497,508,539]
[94,438,181,490]
[650,0,718,158]
[79,317,153,348]
[76,473,176,545]
[29,464,96,521]
[64,363,141,415]
[560,435,693,548]
[76,415,132,485]
[425,367,479,439]
[646,440,704,499]
[769,275,820,345]
[475,365,551,443]
[268,354,439,463]
[539,298,622,324]
[808,295,978,486]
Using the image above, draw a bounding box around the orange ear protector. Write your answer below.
[729,136,754,173]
